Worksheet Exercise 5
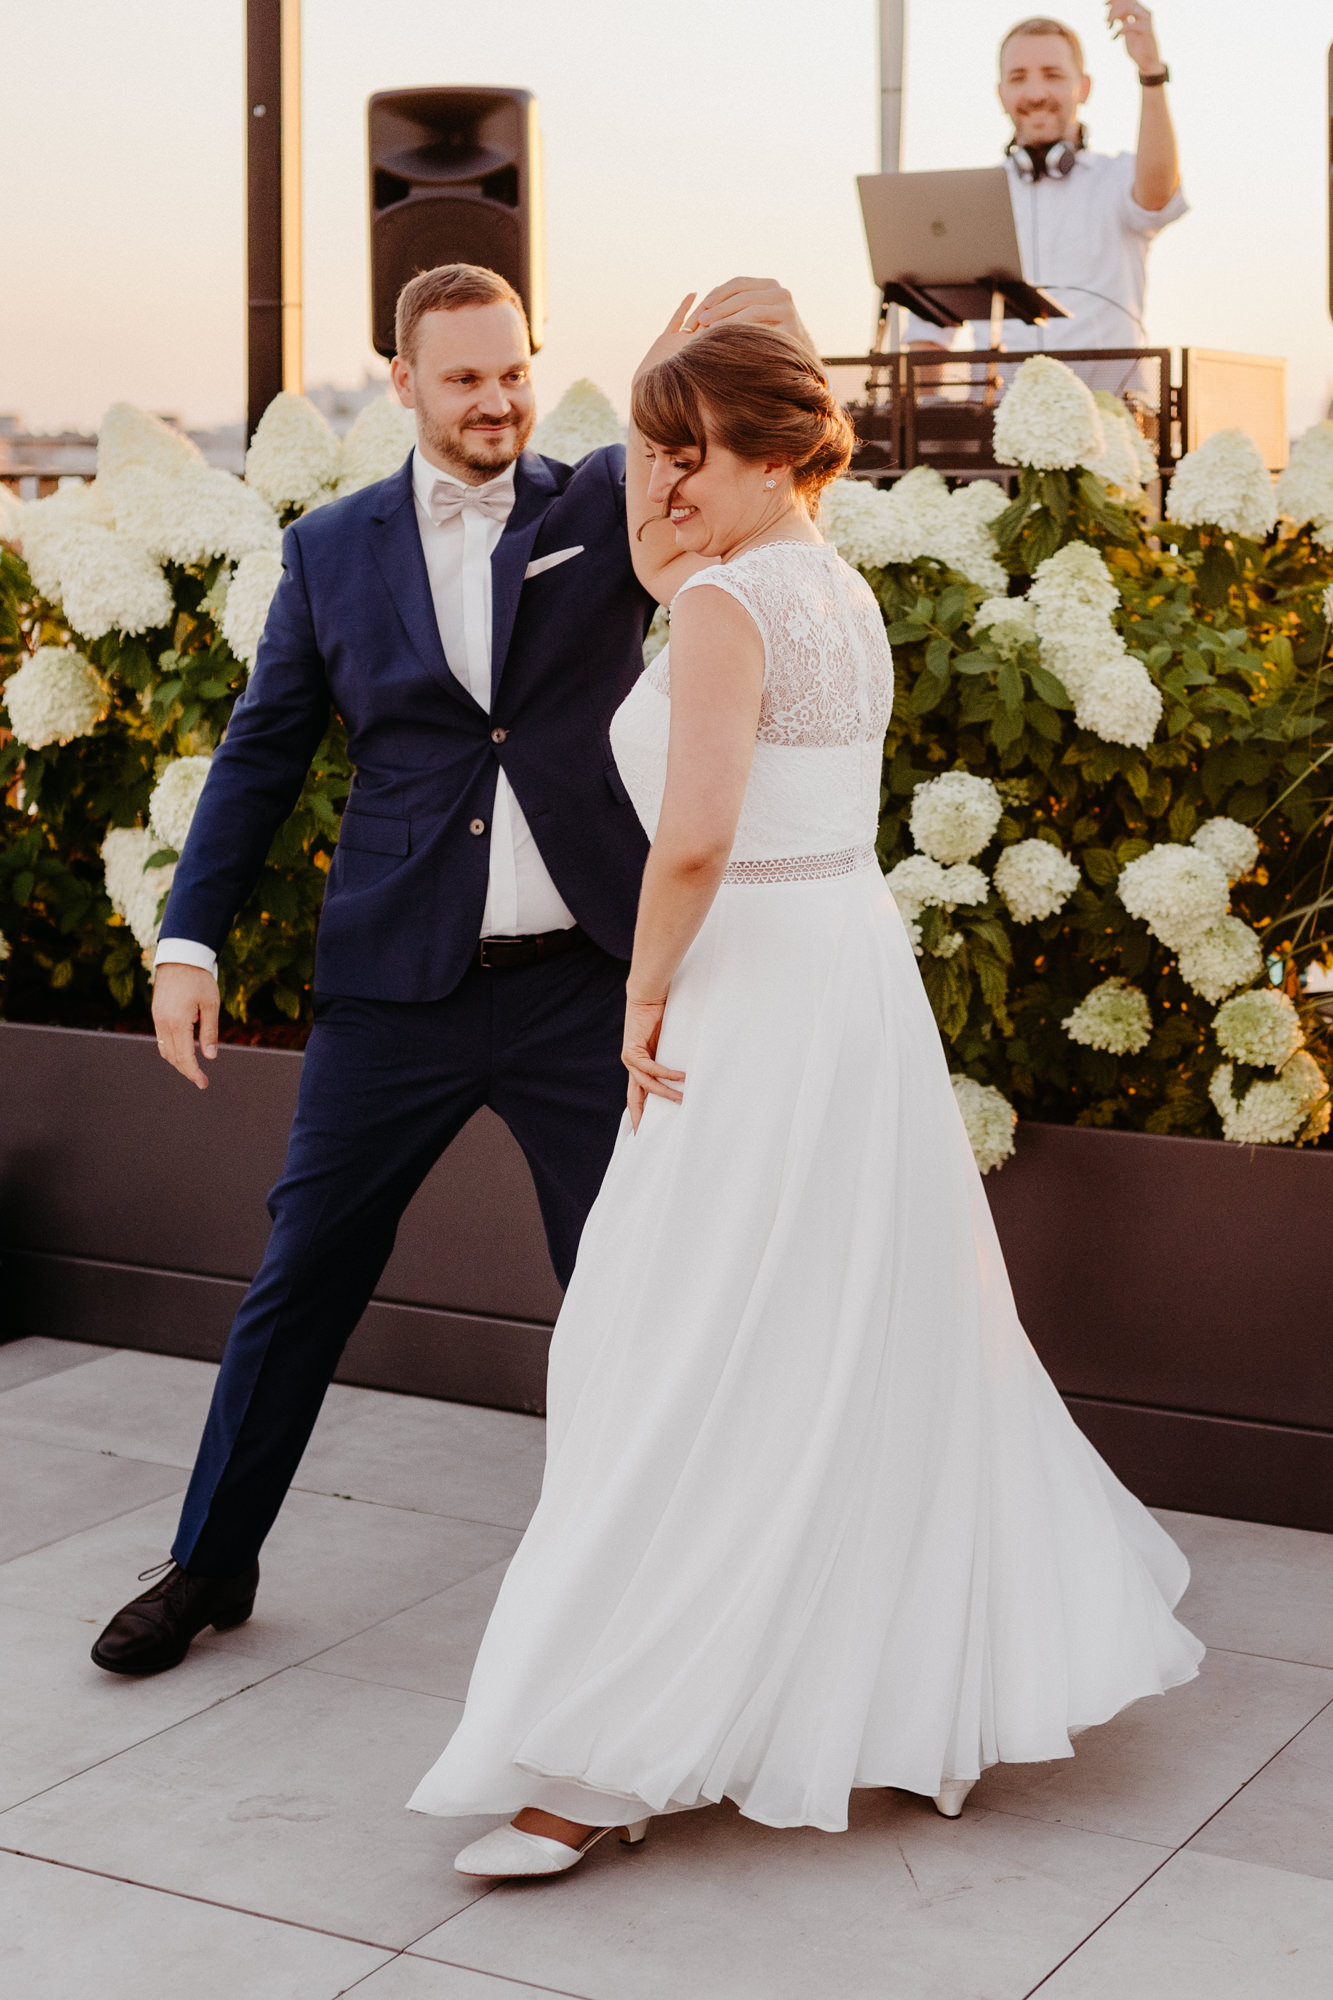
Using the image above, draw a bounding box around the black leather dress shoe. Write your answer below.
[91,1559,260,1675]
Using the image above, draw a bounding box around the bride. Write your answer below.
[408,295,1203,1878]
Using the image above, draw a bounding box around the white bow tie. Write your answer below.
[428,480,513,529]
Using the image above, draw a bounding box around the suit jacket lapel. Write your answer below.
[489,451,559,700]
[368,457,486,716]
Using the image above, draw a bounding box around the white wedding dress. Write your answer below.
[409,539,1202,1834]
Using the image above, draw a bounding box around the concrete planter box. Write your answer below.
[2,1021,1329,1529]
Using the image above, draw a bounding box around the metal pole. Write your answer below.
[879,0,906,172]
[246,0,302,440]
[877,0,907,355]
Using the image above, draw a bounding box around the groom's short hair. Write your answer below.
[395,264,529,363]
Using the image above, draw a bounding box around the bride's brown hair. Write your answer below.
[631,324,854,517]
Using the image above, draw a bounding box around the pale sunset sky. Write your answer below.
[3,0,1330,435]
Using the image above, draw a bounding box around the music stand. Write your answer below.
[856,166,1068,341]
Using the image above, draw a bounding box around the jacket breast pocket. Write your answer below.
[337,810,411,857]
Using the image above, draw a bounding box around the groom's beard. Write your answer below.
[420,402,536,481]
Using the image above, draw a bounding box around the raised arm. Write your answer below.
[621,582,764,1128]
[627,279,819,605]
[1107,1,1179,212]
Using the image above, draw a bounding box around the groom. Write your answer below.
[93,262,811,1675]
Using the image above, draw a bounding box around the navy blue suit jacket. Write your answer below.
[162,447,657,1001]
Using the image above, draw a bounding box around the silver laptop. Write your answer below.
[857,166,1024,288]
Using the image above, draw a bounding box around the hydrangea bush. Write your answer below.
[4,362,1333,1167]
[828,358,1333,1161]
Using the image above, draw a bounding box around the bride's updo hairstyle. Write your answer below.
[631,325,854,517]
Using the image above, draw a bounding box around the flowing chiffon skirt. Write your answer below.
[409,865,1203,1833]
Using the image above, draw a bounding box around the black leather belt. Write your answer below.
[476,925,588,971]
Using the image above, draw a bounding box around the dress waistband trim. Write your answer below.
[722,841,878,887]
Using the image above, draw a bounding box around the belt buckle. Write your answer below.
[479,936,524,970]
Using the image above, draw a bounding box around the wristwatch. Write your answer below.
[1139,65,1169,86]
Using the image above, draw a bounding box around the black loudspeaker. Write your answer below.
[367,87,545,357]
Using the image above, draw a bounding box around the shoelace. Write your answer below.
[135,1557,185,1600]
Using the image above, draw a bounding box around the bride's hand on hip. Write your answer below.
[623,996,685,1132]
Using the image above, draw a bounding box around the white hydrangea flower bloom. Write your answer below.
[909,770,1003,864]
[940,862,990,906]
[1275,420,1333,546]
[336,397,417,497]
[951,1074,1017,1174]
[1062,977,1153,1055]
[96,403,202,483]
[3,646,110,749]
[530,379,625,463]
[1175,915,1264,1003]
[102,825,176,953]
[1213,988,1303,1069]
[52,524,174,640]
[884,854,951,918]
[17,482,116,600]
[1027,540,1124,701]
[993,838,1080,923]
[1117,843,1230,951]
[642,604,669,667]
[1083,393,1146,494]
[245,393,342,511]
[1166,428,1277,540]
[106,462,281,568]
[1071,652,1163,750]
[819,477,917,569]
[0,484,22,544]
[972,594,1036,658]
[1209,1050,1329,1146]
[221,548,285,667]
[993,355,1104,471]
[148,754,212,853]
[1191,816,1260,884]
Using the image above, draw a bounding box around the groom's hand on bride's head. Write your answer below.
[684,279,817,360]
[152,963,221,1091]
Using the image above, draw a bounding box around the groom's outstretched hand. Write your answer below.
[152,963,221,1090]
[684,279,818,361]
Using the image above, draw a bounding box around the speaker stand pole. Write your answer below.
[246,0,303,442]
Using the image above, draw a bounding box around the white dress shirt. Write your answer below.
[906,151,1188,394]
[156,444,574,977]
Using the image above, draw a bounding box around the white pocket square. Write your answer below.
[524,545,584,579]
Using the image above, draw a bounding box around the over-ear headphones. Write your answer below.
[1007,126,1086,183]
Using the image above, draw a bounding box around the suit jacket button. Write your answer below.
[490,727,508,744]
[469,818,486,835]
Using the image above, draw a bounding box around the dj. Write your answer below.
[909,6,1186,391]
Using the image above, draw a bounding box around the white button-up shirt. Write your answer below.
[154,445,574,977]
[907,150,1187,393]
[409,448,575,938]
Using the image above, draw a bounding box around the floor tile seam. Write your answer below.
[288,1479,532,1533]
[402,1947,600,2000]
[1020,1838,1183,1997]
[286,1565,518,1675]
[299,1657,468,1700]
[1205,1642,1333,1671]
[0,1841,408,1953]
[0,1656,299,1817]
[0,1421,196,1470]
[0,1480,191,1569]
[0,1350,116,1394]
[1178,1687,1333,1851]
[963,1802,1176,1852]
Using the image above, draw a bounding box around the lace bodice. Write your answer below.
[610,540,893,882]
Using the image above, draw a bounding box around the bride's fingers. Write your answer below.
[666,291,698,334]
[625,1058,684,1104]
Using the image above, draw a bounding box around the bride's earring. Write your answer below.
[764,479,777,489]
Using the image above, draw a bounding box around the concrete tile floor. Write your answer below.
[0,1337,1330,1999]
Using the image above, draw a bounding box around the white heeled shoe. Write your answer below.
[454,1817,650,1879]
[932,1779,976,1819]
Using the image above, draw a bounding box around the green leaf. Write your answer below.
[997,660,1023,713]
[1083,848,1119,887]
[924,636,953,681]
[1028,663,1071,708]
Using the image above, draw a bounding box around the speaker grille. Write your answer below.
[371,199,524,356]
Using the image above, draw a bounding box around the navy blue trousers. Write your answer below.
[172,939,628,1576]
